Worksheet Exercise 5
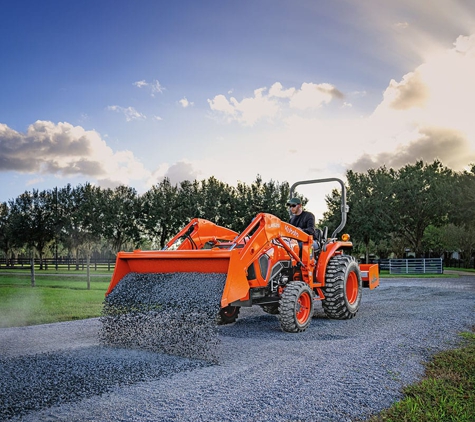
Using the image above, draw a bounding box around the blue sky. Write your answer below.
[2,0,475,218]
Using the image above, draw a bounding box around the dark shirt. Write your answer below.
[289,210,317,239]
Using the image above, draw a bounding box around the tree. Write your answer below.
[443,223,475,268]
[57,184,102,274]
[421,225,447,258]
[101,186,142,252]
[8,189,56,270]
[390,160,453,257]
[141,179,181,249]
[0,202,14,264]
[447,167,475,226]
[344,167,396,262]
[197,176,239,228]
[320,168,395,262]
[177,179,202,222]
[235,176,291,230]
[320,188,343,234]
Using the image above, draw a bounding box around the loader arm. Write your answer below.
[106,218,238,296]
[164,218,239,250]
[221,213,316,307]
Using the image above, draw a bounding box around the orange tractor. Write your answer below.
[105,178,379,333]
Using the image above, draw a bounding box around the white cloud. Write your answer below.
[0,121,150,188]
[394,22,409,29]
[133,79,164,96]
[354,33,475,170]
[179,97,194,108]
[201,31,475,219]
[289,83,343,110]
[107,105,146,121]
[379,71,429,110]
[229,88,280,126]
[208,88,279,126]
[208,88,280,126]
[165,161,201,184]
[146,160,201,187]
[150,80,163,95]
[455,33,475,56]
[133,80,148,88]
[208,94,236,117]
[208,82,343,125]
[268,82,295,98]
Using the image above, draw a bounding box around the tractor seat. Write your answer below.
[313,228,324,255]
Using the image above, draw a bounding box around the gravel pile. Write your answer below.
[100,272,226,362]
[1,277,474,421]
[0,346,210,420]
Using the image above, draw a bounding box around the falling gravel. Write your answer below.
[1,276,475,422]
[100,272,226,362]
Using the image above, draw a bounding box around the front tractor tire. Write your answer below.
[322,255,362,320]
[217,305,240,325]
[278,281,314,333]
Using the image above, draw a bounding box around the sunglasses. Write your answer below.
[288,204,298,208]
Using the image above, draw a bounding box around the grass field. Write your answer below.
[369,331,475,422]
[0,272,110,328]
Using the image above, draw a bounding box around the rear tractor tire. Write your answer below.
[217,305,240,325]
[322,255,362,319]
[277,281,314,333]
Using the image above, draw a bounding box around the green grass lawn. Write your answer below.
[0,273,110,328]
[369,331,475,422]
[445,266,475,273]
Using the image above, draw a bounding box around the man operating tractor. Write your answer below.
[287,197,318,240]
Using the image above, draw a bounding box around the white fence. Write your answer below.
[389,258,443,275]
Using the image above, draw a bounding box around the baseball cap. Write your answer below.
[286,197,301,206]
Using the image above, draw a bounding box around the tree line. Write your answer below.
[1,159,474,270]
[0,176,292,269]
[321,160,475,267]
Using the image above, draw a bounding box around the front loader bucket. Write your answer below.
[105,249,233,296]
[102,249,238,362]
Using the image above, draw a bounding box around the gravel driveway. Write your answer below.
[1,276,474,421]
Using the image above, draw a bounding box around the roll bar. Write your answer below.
[289,178,349,239]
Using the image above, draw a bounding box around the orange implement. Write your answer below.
[360,263,380,289]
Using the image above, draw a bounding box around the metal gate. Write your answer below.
[389,258,443,275]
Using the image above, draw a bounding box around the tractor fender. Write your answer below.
[315,241,353,284]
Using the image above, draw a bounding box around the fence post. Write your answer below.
[30,253,35,287]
